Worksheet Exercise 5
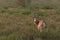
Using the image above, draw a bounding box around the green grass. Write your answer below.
[0,2,60,40]
[0,12,60,40]
[0,7,31,16]
[38,11,48,17]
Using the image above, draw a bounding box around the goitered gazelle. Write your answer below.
[33,14,46,32]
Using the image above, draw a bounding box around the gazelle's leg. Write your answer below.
[40,26,42,32]
[36,26,42,32]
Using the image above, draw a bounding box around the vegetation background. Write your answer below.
[0,0,60,40]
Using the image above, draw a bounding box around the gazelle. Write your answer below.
[33,14,46,32]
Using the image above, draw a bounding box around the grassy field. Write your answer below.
[0,1,60,40]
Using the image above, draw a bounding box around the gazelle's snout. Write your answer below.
[34,18,37,22]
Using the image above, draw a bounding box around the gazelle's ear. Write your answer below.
[33,14,38,18]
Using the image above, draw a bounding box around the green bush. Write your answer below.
[41,4,55,9]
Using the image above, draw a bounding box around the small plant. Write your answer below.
[3,6,8,9]
[42,4,54,9]
[56,11,60,15]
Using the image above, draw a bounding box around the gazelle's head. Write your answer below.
[33,14,39,24]
[33,17,38,23]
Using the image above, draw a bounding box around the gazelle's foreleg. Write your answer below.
[37,23,43,32]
